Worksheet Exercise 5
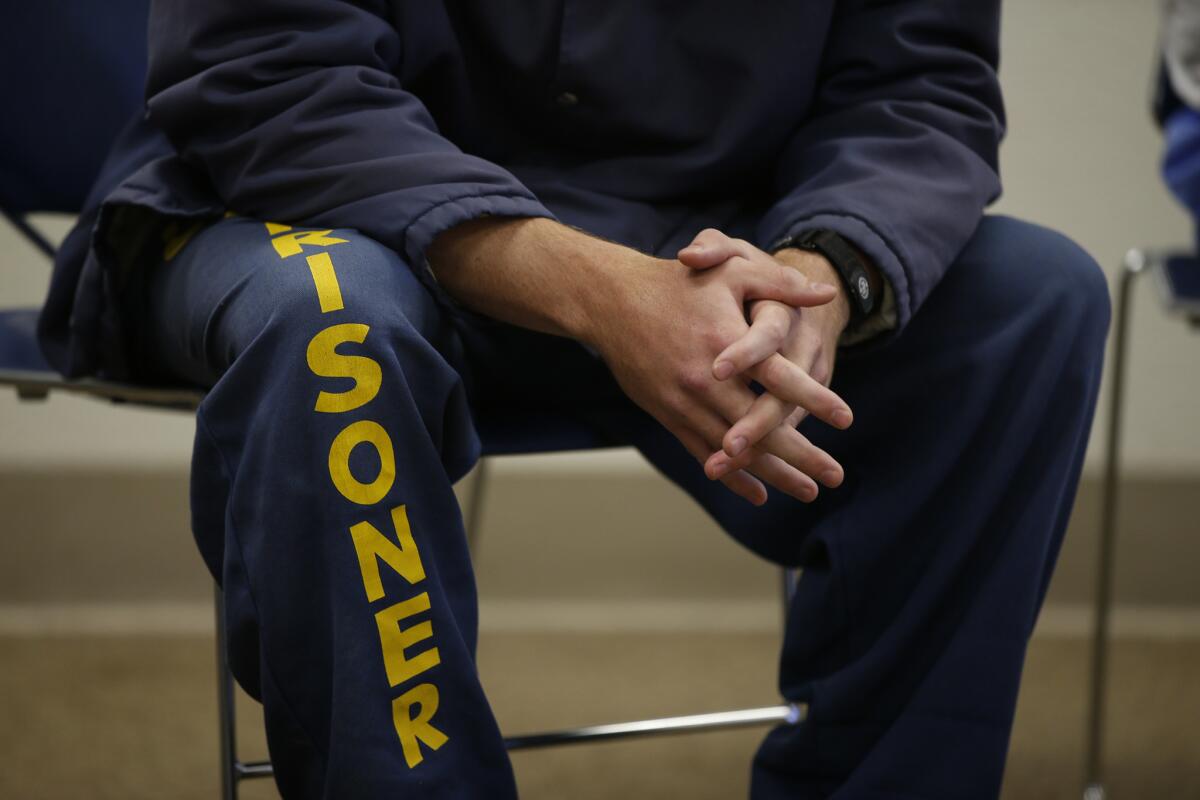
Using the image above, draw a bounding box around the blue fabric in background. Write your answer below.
[0,0,149,215]
[1163,107,1200,238]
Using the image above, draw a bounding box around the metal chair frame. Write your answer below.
[1082,247,1199,800]
[2,215,802,797]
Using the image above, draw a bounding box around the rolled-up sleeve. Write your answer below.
[757,1,1005,336]
[145,0,554,301]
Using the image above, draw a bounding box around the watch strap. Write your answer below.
[789,229,875,319]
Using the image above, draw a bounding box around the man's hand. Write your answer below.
[428,216,845,505]
[677,229,855,484]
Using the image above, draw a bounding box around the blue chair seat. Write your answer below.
[0,308,51,372]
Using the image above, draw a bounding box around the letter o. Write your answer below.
[328,420,396,504]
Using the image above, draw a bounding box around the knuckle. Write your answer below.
[728,255,752,273]
[704,328,733,353]
[740,421,768,446]
[678,367,710,393]
[762,358,789,387]
[662,388,689,415]
[764,318,789,342]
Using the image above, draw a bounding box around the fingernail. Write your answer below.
[682,244,703,255]
[832,409,853,428]
[728,436,747,457]
[713,360,734,380]
[812,282,836,293]
[820,468,841,486]
[711,461,730,479]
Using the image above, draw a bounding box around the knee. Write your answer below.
[261,226,430,328]
[1031,223,1111,349]
[972,217,1111,357]
[197,219,447,381]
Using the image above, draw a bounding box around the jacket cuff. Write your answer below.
[403,191,557,310]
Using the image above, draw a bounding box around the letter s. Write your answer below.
[306,323,383,413]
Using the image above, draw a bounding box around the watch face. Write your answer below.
[856,275,870,299]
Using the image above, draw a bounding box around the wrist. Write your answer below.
[566,239,662,350]
[549,230,645,347]
[773,247,852,334]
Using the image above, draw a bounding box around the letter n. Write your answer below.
[349,505,425,602]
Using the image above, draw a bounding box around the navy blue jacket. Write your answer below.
[41,0,1004,379]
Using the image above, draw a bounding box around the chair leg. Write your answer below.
[0,207,57,260]
[208,470,805,786]
[779,567,796,623]
[1082,249,1148,799]
[465,458,491,555]
[215,584,240,800]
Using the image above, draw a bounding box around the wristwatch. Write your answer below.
[786,229,875,320]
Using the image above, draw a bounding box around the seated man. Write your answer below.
[39,1,1110,797]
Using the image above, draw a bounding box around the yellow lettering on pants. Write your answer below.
[375,591,440,687]
[305,252,346,313]
[270,229,349,259]
[392,683,449,768]
[306,324,382,413]
[349,505,426,602]
[328,420,395,504]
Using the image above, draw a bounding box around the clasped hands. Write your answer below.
[590,228,855,507]
[427,215,855,506]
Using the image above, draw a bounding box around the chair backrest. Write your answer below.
[0,0,150,217]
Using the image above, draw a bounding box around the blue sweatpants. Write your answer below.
[141,214,1109,798]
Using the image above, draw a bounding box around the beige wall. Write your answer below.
[2,0,1196,476]
[994,0,1199,475]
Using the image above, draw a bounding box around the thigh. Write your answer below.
[143,213,628,458]
[163,217,525,793]
[140,214,462,388]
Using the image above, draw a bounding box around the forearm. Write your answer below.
[427,216,634,343]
